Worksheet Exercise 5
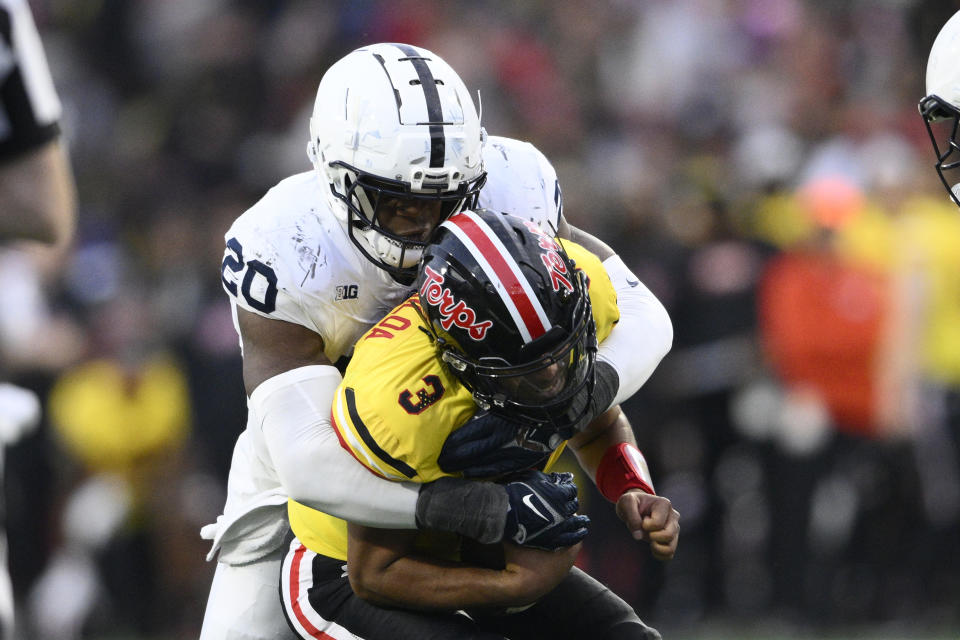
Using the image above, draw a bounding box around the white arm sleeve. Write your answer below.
[249,365,419,529]
[599,255,673,408]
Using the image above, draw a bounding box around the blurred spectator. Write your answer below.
[753,176,887,621]
[37,289,190,638]
[758,176,885,437]
[647,173,773,623]
[872,191,960,619]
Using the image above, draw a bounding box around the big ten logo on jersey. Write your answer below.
[418,266,493,340]
[521,221,574,294]
[336,284,359,300]
[398,374,445,414]
[365,301,416,340]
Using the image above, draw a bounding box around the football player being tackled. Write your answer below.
[282,210,680,640]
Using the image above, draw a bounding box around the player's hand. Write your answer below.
[502,471,589,550]
[615,489,680,561]
[438,411,561,478]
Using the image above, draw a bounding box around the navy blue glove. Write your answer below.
[438,411,563,478]
[502,470,590,550]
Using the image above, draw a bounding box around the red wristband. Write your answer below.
[595,443,655,502]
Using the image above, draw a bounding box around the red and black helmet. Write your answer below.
[416,209,597,434]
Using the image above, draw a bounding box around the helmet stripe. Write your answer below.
[394,44,445,168]
[442,212,551,342]
[371,53,402,114]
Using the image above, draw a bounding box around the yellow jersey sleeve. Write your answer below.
[559,239,620,343]
[329,298,478,482]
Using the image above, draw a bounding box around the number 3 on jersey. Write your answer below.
[221,237,279,313]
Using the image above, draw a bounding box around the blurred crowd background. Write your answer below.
[3,0,960,638]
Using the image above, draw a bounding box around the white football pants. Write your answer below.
[199,545,292,640]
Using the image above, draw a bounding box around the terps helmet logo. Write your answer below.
[521,220,573,294]
[419,266,493,340]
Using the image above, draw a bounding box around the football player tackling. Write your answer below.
[281,210,679,640]
[201,43,673,639]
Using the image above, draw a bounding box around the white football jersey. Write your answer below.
[220,172,411,364]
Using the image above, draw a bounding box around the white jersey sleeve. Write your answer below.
[479,136,563,234]
[220,172,411,363]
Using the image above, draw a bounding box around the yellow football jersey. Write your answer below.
[289,240,619,560]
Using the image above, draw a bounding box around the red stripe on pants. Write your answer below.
[290,544,336,640]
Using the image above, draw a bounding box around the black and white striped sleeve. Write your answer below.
[0,0,61,162]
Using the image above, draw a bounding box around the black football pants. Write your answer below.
[282,550,661,640]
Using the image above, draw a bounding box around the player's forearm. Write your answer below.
[283,437,422,527]
[0,142,76,245]
[349,554,539,611]
[569,406,656,501]
[567,406,637,482]
[253,365,420,528]
[347,525,566,611]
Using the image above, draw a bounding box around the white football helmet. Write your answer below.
[307,43,486,278]
[478,136,563,235]
[920,10,960,208]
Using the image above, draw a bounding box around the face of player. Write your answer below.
[500,359,571,405]
[374,195,446,243]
